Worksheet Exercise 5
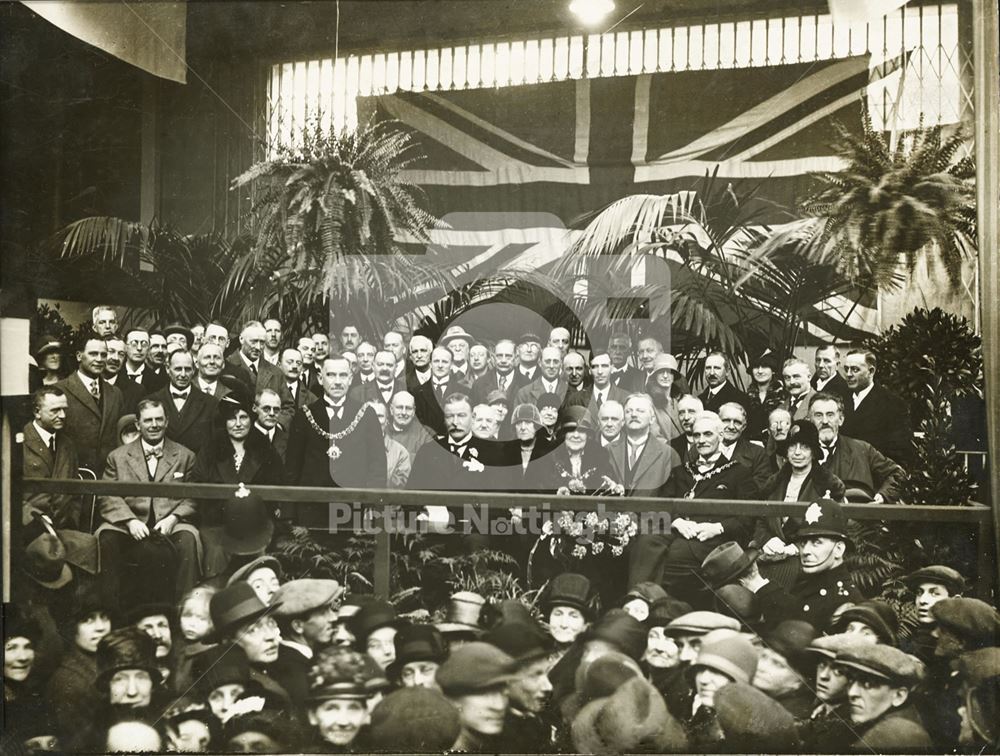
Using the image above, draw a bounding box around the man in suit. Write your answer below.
[121,329,155,392]
[560,351,591,409]
[142,331,170,392]
[203,322,230,350]
[514,347,567,408]
[339,323,362,354]
[285,357,386,493]
[810,393,905,502]
[295,336,323,395]
[440,326,475,383]
[251,388,289,462]
[548,326,571,357]
[104,336,144,412]
[514,332,541,385]
[383,331,408,383]
[194,343,230,400]
[57,336,125,473]
[97,399,201,605]
[657,411,759,605]
[841,350,913,466]
[812,345,850,401]
[91,305,118,338]
[386,390,432,462]
[606,394,680,586]
[22,387,80,528]
[472,339,522,404]
[415,347,468,436]
[585,352,629,419]
[670,394,704,460]
[597,399,625,448]
[699,350,750,415]
[279,348,317,409]
[405,334,433,393]
[782,358,816,422]
[608,333,644,392]
[225,321,295,430]
[636,336,664,383]
[262,318,283,365]
[350,350,404,408]
[718,402,771,490]
[146,350,218,454]
[355,342,378,386]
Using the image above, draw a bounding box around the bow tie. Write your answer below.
[144,447,163,460]
[171,391,188,400]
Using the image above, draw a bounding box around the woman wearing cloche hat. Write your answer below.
[645,353,689,442]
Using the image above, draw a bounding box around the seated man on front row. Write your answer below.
[97,399,201,608]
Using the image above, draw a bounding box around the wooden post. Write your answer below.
[374,525,391,599]
[2,408,12,602]
[972,0,1000,596]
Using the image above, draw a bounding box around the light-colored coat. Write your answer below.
[98,438,197,525]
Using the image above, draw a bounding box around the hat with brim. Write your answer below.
[902,565,966,597]
[210,582,279,640]
[124,602,175,627]
[834,601,898,645]
[227,555,282,587]
[219,376,255,418]
[700,541,758,589]
[803,632,875,662]
[35,339,63,358]
[649,353,680,378]
[435,642,519,696]
[483,620,552,666]
[545,573,592,617]
[3,605,43,644]
[537,392,561,411]
[834,644,924,687]
[486,389,510,406]
[220,493,275,557]
[749,350,779,372]
[793,498,850,541]
[439,326,474,347]
[558,405,596,435]
[571,676,687,755]
[272,579,343,619]
[349,599,404,641]
[436,591,485,635]
[583,609,647,662]
[163,323,194,348]
[777,420,823,461]
[95,627,163,691]
[511,403,544,428]
[23,533,72,590]
[665,611,741,637]
[386,624,449,680]
[690,634,759,685]
[116,414,139,442]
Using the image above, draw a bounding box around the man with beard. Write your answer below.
[699,351,750,415]
[273,579,344,664]
[350,350,403,407]
[472,338,522,404]
[809,393,904,502]
[128,604,175,690]
[515,346,567,407]
[147,350,218,453]
[514,332,541,384]
[57,336,125,472]
[383,330,408,382]
[654,411,756,603]
[280,348,317,409]
[671,394,703,459]
[812,345,849,401]
[251,388,288,461]
[484,620,556,752]
[718,402,771,490]
[414,347,466,435]
[386,390,431,461]
[405,334,433,391]
[743,498,863,630]
[22,387,80,528]
[225,322,296,429]
[598,399,625,448]
[841,349,913,466]
[782,358,816,421]
[608,332,644,392]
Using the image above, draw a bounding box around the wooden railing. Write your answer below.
[16,477,997,602]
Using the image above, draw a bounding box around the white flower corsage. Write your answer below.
[463,458,485,472]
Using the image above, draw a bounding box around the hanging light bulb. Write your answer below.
[569,0,615,27]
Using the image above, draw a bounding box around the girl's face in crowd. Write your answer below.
[75,611,112,654]
[180,593,214,641]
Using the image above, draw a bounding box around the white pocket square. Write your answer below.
[172,472,185,479]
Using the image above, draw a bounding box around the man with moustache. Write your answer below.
[405,334,433,391]
[22,387,81,528]
[655,411,757,602]
[586,352,628,419]
[608,332,645,392]
[841,349,913,466]
[698,351,750,415]
[514,332,541,384]
[147,350,218,453]
[57,336,125,472]
[514,346,567,407]
[251,388,289,461]
[386,390,432,461]
[262,318,283,365]
[194,342,230,400]
[671,394,704,460]
[285,357,387,495]
[225,322,295,429]
[91,306,118,338]
[598,399,625,447]
[440,326,475,383]
[350,350,404,408]
[414,347,467,435]
[103,336,143,411]
[339,323,362,353]
[782,358,817,421]
[129,604,175,688]
[311,332,330,363]
[809,393,904,502]
[812,345,850,401]
[383,331,408,382]
[718,402,771,490]
[472,338,522,404]
[143,331,169,392]
[279,348,317,409]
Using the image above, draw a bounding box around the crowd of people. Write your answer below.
[5,304,998,753]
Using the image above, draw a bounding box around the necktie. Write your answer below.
[596,391,604,409]
[289,383,297,400]
[48,435,56,455]
[89,379,100,401]
[436,382,446,398]
[250,362,258,380]
[628,444,639,469]
[820,443,835,463]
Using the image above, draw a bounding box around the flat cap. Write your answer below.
[835,643,924,686]
[902,565,966,596]
[931,598,1000,649]
[955,647,1000,688]
[804,631,876,661]
[272,579,343,618]
[664,611,740,637]
[715,682,801,752]
[435,642,518,696]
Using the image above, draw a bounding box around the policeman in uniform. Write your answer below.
[744,498,862,631]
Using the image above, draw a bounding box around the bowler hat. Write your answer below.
[691,634,759,685]
[778,420,823,461]
[484,620,551,664]
[163,323,194,348]
[902,565,966,597]
[647,597,693,628]
[272,579,343,619]
[439,325,474,347]
[436,591,485,636]
[700,541,758,588]
[227,554,282,587]
[210,582,276,640]
[23,533,72,590]
[511,403,543,428]
[545,573,592,615]
[713,585,758,627]
[793,498,850,541]
[624,582,670,606]
[714,682,801,752]
[386,624,449,680]
[124,602,175,627]
[368,688,461,753]
[931,598,1000,649]
[665,611,740,637]
[834,600,899,645]
[307,646,376,701]
[95,627,162,691]
[762,620,817,673]
[585,609,647,662]
[835,643,924,687]
[436,642,518,696]
[571,676,687,755]
[349,599,402,641]
[220,493,274,557]
[559,405,596,435]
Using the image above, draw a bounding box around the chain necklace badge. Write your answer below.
[682,458,737,498]
[304,402,373,460]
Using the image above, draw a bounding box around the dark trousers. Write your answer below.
[99,529,199,608]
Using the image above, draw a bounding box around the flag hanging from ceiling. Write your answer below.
[22,1,187,83]
[358,55,885,340]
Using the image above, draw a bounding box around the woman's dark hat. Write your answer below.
[544,573,592,616]
[483,620,552,665]
[386,624,449,680]
[218,376,255,418]
[558,405,595,435]
[163,323,195,349]
[537,392,562,411]
[834,600,899,645]
[4,604,43,644]
[35,337,63,359]
[191,645,258,694]
[227,554,282,587]
[348,599,402,641]
[750,350,779,372]
[778,420,823,460]
[95,627,163,691]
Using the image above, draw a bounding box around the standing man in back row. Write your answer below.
[225,321,296,430]
[841,350,912,466]
[699,351,750,415]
